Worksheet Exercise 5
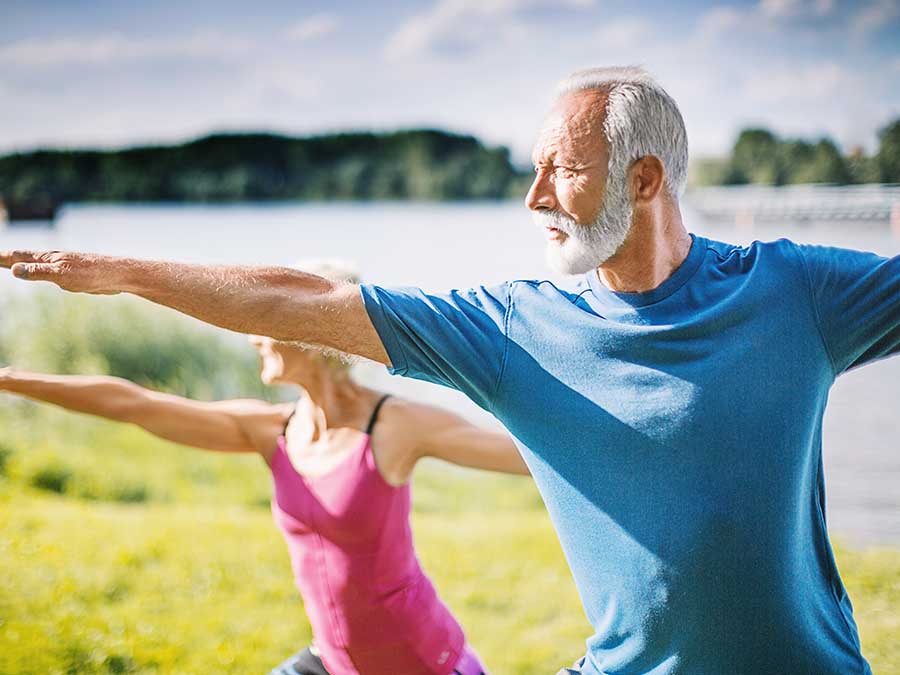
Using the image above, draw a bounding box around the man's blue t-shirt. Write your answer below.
[360,235,899,675]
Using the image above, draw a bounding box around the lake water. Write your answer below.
[1,200,898,547]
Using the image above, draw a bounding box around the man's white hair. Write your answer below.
[557,66,688,197]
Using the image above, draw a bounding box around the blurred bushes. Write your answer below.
[0,442,11,476]
[0,290,269,400]
[22,447,147,503]
[0,402,273,506]
[0,290,279,506]
[30,463,72,494]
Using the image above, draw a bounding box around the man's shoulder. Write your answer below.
[505,277,591,304]
[695,235,808,278]
[698,234,801,259]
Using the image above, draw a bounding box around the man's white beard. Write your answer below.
[533,168,634,275]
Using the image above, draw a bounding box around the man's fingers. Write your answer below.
[0,250,42,268]
[11,262,57,281]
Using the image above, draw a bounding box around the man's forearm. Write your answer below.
[1,250,390,363]
[113,259,334,342]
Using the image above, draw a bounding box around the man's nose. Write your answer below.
[525,168,557,212]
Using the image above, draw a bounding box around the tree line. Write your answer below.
[0,130,529,210]
[694,118,900,187]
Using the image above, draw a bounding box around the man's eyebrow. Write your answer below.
[532,149,556,166]
[552,154,579,167]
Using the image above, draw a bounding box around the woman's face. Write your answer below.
[248,335,316,385]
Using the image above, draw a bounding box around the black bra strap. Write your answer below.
[365,395,391,436]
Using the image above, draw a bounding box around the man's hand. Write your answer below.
[0,250,122,295]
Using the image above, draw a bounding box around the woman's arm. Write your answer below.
[0,367,290,458]
[404,402,530,476]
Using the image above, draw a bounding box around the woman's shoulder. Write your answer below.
[365,395,428,485]
[244,400,297,462]
[370,395,449,437]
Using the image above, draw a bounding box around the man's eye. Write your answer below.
[555,166,578,179]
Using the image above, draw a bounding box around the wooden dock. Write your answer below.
[0,196,60,225]
[687,185,900,233]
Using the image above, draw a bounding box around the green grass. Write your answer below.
[0,402,898,674]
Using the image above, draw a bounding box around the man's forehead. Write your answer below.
[533,90,608,162]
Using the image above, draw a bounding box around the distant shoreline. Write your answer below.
[0,130,533,220]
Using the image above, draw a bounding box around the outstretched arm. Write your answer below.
[0,250,389,364]
[405,402,530,476]
[0,367,290,458]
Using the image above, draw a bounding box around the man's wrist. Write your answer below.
[111,258,152,296]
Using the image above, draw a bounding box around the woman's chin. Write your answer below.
[260,371,281,386]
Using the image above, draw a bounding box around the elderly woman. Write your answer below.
[0,262,528,675]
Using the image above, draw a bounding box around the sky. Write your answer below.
[2,0,900,163]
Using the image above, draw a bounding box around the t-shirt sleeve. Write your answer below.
[795,243,900,374]
[359,283,512,410]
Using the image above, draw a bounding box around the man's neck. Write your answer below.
[597,204,692,294]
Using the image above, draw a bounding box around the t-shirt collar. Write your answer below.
[585,233,706,309]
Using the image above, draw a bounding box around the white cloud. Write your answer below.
[240,63,321,103]
[697,7,746,39]
[0,31,253,67]
[760,0,835,20]
[697,0,836,40]
[851,0,900,35]
[594,17,653,50]
[742,62,852,103]
[285,13,341,42]
[385,0,595,61]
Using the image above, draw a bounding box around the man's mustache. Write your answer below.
[532,210,579,235]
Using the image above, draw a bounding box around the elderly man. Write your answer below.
[3,67,897,674]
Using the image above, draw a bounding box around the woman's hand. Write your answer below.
[0,366,18,390]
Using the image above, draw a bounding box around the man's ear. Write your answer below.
[631,155,665,204]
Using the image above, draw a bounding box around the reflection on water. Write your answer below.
[1,201,898,546]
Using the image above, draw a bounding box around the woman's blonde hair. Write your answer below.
[293,258,361,286]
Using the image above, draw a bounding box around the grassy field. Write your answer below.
[1,403,898,675]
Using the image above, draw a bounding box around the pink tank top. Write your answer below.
[269,399,467,675]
